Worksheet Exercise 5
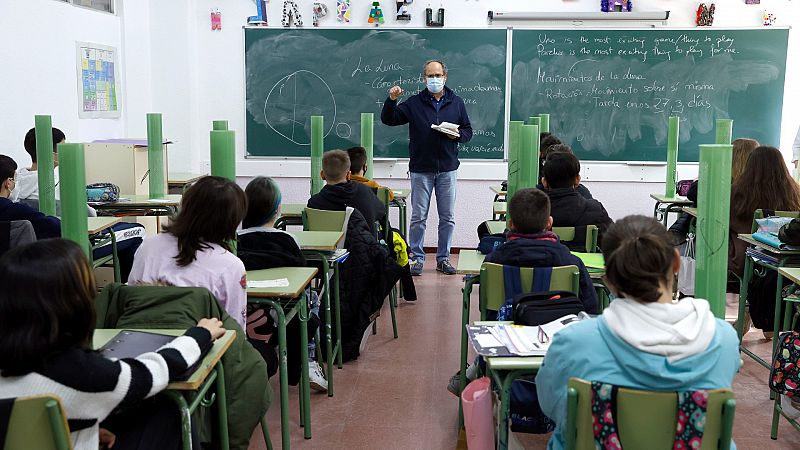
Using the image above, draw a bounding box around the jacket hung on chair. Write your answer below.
[308,181,386,236]
[535,297,740,450]
[335,209,403,361]
[237,227,306,269]
[545,188,614,245]
[485,232,598,314]
[94,284,272,450]
[0,197,60,239]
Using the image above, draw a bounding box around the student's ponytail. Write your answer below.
[601,215,676,303]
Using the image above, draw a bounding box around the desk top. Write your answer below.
[490,185,506,195]
[456,250,486,275]
[291,230,344,251]
[392,188,410,200]
[281,204,305,218]
[486,356,544,371]
[168,172,206,185]
[246,267,318,298]
[650,194,692,204]
[683,206,698,218]
[779,267,800,284]
[738,234,800,256]
[96,194,183,208]
[87,216,122,234]
[493,202,507,215]
[486,220,506,235]
[93,329,236,390]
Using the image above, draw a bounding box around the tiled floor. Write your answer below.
[250,254,800,449]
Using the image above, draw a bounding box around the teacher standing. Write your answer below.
[381,59,473,275]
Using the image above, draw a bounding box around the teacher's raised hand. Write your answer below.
[388,86,404,101]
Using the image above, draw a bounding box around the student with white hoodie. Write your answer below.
[536,215,741,450]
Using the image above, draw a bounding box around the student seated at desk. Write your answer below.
[0,239,226,450]
[237,176,328,392]
[0,155,143,281]
[542,151,613,247]
[728,146,800,334]
[485,188,598,314]
[346,146,394,201]
[535,216,740,450]
[129,176,249,329]
[536,144,592,200]
[308,151,403,361]
[13,126,97,217]
[308,149,386,236]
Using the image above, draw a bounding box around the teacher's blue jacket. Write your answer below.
[381,86,472,173]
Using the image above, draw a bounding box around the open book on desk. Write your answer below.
[467,314,584,357]
[431,121,460,137]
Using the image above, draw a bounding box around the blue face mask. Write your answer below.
[426,77,445,93]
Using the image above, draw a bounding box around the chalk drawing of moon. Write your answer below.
[336,122,352,139]
[263,70,336,146]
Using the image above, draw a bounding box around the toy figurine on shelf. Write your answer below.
[763,12,777,26]
[312,2,328,26]
[337,0,351,22]
[696,3,715,26]
[248,0,268,25]
[601,0,632,12]
[425,4,444,26]
[396,0,412,20]
[368,1,385,25]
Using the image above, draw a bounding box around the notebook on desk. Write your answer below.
[98,330,209,380]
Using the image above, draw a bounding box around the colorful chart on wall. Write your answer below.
[76,42,120,119]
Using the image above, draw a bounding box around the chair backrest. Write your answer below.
[376,187,391,242]
[565,378,735,450]
[751,209,800,233]
[552,225,599,253]
[19,198,62,216]
[3,395,72,450]
[478,262,580,314]
[302,207,353,250]
[0,220,37,256]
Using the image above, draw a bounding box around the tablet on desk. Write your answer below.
[98,330,209,380]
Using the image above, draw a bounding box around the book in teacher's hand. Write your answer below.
[431,121,460,137]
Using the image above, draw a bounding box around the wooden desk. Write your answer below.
[392,188,410,200]
[274,204,305,229]
[390,189,410,239]
[168,172,205,188]
[486,220,506,235]
[87,216,123,235]
[247,267,317,446]
[456,250,486,275]
[291,231,344,251]
[650,194,692,226]
[493,202,507,217]
[93,329,236,450]
[106,194,182,208]
[683,206,698,218]
[490,185,506,196]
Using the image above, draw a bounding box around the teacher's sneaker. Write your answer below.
[436,259,456,275]
[308,361,328,392]
[410,259,424,276]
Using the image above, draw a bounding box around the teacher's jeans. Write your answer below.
[409,170,457,264]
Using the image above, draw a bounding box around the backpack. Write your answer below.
[779,219,800,246]
[770,331,800,397]
[476,221,506,255]
[86,182,120,203]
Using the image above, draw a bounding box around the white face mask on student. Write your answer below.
[426,77,445,93]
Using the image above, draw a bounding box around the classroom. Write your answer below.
[2,0,800,449]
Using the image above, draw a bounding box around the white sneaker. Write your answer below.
[359,325,371,353]
[308,361,328,392]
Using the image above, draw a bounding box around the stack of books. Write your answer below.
[466,314,584,357]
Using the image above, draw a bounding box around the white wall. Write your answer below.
[0,0,124,167]
[4,0,799,249]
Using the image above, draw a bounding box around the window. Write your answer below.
[61,0,115,14]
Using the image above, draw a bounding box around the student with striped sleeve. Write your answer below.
[0,239,225,450]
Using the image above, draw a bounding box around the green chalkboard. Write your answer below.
[511,29,789,161]
[245,28,507,159]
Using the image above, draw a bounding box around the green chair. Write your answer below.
[3,395,72,450]
[376,187,392,243]
[89,228,120,282]
[552,225,599,253]
[478,262,580,318]
[565,378,736,450]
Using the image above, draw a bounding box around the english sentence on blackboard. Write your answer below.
[536,33,739,63]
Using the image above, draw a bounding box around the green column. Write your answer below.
[58,143,90,257]
[538,114,550,133]
[34,115,56,216]
[212,120,229,131]
[527,116,541,129]
[695,144,733,318]
[506,121,524,226]
[665,116,680,198]
[146,113,165,199]
[210,130,236,181]
[311,116,324,195]
[519,124,540,190]
[715,119,733,145]
[361,113,374,179]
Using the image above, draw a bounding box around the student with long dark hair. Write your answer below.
[535,216,740,450]
[129,176,249,328]
[0,239,225,450]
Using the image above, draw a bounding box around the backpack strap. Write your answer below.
[591,382,623,449]
[499,266,523,320]
[531,267,553,293]
[673,390,708,448]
